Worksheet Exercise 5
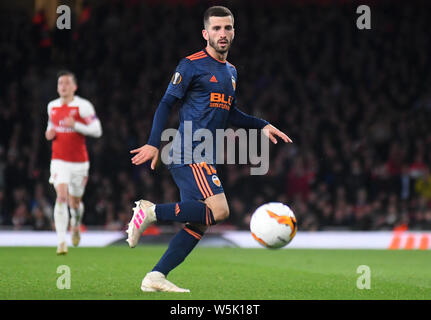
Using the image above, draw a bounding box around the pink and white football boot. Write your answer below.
[126,200,157,248]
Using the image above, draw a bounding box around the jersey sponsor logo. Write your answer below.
[55,122,75,133]
[210,92,232,111]
[210,75,218,83]
[211,175,221,187]
[171,72,182,85]
[231,76,236,91]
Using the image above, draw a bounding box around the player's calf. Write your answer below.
[69,198,84,247]
[53,198,69,254]
[127,194,230,248]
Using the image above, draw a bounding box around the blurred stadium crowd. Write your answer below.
[1,0,431,232]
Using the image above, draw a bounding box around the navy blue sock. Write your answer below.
[153,224,204,276]
[155,201,216,226]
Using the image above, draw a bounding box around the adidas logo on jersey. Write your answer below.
[210,75,218,83]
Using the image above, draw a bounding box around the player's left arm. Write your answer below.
[228,102,292,144]
[64,101,102,138]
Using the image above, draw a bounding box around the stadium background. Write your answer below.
[0,0,430,236]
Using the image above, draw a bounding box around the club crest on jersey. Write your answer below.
[212,175,221,187]
[69,109,77,117]
[171,72,182,85]
[231,76,236,91]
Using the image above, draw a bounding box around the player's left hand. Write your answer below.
[63,116,75,128]
[262,124,293,144]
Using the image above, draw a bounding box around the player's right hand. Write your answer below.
[130,144,159,169]
[45,128,56,141]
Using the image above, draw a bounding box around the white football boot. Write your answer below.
[126,200,157,248]
[141,271,190,293]
[56,241,68,255]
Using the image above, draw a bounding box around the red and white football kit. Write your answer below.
[47,95,102,196]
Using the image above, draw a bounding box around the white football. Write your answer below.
[250,202,298,249]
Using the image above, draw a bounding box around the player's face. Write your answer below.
[204,16,234,54]
[57,75,77,98]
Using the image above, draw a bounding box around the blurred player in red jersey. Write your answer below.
[45,71,102,255]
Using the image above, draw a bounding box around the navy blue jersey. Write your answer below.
[166,49,238,168]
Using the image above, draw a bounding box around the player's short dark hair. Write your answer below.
[203,6,234,29]
[57,70,77,85]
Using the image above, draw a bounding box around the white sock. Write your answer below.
[70,202,84,228]
[54,201,69,243]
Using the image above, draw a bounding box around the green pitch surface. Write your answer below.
[0,246,430,300]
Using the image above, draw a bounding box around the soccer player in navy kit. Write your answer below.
[127,6,292,292]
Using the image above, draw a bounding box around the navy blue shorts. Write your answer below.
[170,163,224,201]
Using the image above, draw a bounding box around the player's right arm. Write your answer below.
[130,58,194,169]
[45,103,56,141]
[130,93,178,169]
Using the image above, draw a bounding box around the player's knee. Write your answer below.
[213,205,230,222]
[56,195,68,204]
[55,184,68,204]
[68,197,80,209]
